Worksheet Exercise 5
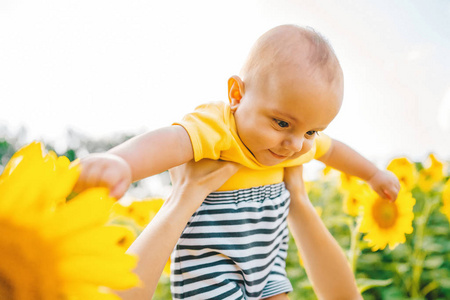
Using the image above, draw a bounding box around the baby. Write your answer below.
[76,25,399,299]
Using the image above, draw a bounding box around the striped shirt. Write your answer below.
[171,183,293,299]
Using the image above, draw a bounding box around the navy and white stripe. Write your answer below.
[171,182,292,299]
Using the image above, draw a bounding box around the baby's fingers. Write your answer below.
[110,179,130,199]
[382,185,400,202]
[101,168,131,198]
[374,187,398,202]
[85,163,107,189]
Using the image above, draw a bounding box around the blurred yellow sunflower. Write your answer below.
[339,172,365,192]
[338,173,369,216]
[340,172,355,191]
[322,165,341,178]
[387,157,417,191]
[359,187,415,251]
[110,198,170,275]
[441,179,450,223]
[107,224,138,250]
[322,165,333,177]
[418,154,445,192]
[343,182,371,217]
[111,198,164,229]
[0,142,139,300]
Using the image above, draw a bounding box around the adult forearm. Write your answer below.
[288,194,362,300]
[114,159,240,299]
[115,190,199,300]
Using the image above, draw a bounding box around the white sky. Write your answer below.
[1,0,450,167]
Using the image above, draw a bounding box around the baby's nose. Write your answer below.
[285,136,304,153]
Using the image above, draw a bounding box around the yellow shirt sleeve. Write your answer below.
[314,132,332,159]
[173,102,232,162]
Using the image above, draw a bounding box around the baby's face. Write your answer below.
[232,69,342,166]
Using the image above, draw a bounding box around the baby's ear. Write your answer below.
[228,75,245,112]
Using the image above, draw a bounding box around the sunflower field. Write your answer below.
[1,132,449,299]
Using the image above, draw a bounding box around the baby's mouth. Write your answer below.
[268,150,289,159]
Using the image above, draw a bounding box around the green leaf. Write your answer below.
[438,277,450,289]
[422,242,444,253]
[423,256,444,269]
[357,278,393,293]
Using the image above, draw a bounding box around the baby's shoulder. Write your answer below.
[193,101,228,112]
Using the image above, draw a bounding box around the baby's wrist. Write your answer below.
[366,167,381,183]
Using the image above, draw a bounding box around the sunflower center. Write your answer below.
[0,273,14,299]
[399,176,407,184]
[0,220,60,300]
[372,198,398,228]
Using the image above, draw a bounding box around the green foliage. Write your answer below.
[2,131,449,299]
[156,172,450,300]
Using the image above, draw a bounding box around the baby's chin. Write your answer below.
[255,154,290,167]
[288,152,304,160]
[258,154,303,167]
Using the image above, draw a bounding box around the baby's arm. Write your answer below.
[317,139,400,200]
[74,125,194,198]
[285,165,362,300]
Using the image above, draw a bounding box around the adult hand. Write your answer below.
[168,159,241,209]
[284,164,308,200]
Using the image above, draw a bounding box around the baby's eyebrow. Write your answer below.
[272,110,299,122]
[271,109,328,131]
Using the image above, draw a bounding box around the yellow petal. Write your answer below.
[0,142,56,214]
[59,254,139,289]
[44,188,115,238]
[63,283,122,300]
[59,225,134,256]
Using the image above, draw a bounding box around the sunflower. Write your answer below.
[339,172,356,191]
[359,187,416,251]
[338,173,369,216]
[387,157,417,191]
[0,142,139,300]
[107,224,138,251]
[110,198,169,275]
[111,198,164,229]
[418,154,445,192]
[441,179,450,223]
[339,172,366,193]
[322,165,340,178]
[342,181,372,217]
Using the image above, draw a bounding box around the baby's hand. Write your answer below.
[73,153,132,199]
[367,169,400,202]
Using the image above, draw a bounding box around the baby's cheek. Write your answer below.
[299,139,314,155]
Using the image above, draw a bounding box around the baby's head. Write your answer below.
[228,24,344,166]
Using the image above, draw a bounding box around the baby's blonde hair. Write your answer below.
[240,25,343,89]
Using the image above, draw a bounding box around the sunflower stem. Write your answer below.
[349,216,362,275]
[410,195,439,298]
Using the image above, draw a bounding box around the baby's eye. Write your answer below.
[306,130,317,136]
[275,119,289,128]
